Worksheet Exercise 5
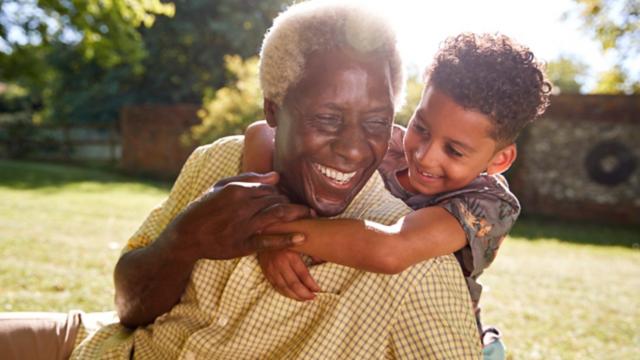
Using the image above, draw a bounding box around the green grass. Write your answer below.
[1,159,639,359]
[0,160,169,311]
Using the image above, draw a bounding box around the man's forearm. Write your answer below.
[114,227,196,328]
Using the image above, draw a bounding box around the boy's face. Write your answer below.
[403,85,514,196]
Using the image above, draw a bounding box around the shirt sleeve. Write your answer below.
[438,184,520,278]
[122,145,209,252]
[122,136,245,253]
[386,256,482,359]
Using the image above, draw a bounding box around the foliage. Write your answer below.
[0,83,32,112]
[395,72,424,126]
[0,0,175,71]
[546,56,588,94]
[571,0,640,93]
[0,0,288,125]
[592,65,640,94]
[133,0,286,105]
[188,55,263,144]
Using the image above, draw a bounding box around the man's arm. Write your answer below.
[114,172,310,328]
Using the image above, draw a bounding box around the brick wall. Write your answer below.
[120,104,200,179]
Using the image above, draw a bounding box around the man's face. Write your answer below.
[268,49,395,216]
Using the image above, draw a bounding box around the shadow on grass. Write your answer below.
[512,216,640,248]
[0,159,171,191]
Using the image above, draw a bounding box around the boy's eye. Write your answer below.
[411,120,428,135]
[446,145,464,157]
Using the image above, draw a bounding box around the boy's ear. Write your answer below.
[487,143,517,175]
[264,99,279,127]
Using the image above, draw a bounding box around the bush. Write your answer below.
[187,55,263,144]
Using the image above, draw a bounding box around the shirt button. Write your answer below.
[218,315,229,327]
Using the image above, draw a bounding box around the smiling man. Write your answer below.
[0,2,480,359]
[77,2,480,359]
[267,48,396,217]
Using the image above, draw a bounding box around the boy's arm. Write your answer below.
[263,207,467,274]
[242,120,275,173]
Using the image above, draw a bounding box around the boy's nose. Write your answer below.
[415,142,439,168]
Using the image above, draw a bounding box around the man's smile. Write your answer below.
[312,162,358,186]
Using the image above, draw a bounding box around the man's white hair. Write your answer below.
[259,0,405,109]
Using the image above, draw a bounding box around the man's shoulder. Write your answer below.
[339,172,411,225]
[196,135,245,159]
[189,135,244,177]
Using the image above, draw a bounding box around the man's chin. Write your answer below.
[312,203,347,217]
[308,192,354,217]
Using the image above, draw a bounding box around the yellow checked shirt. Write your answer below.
[71,136,481,359]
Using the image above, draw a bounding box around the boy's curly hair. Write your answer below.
[426,32,552,144]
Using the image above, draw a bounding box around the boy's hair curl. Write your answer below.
[426,32,552,144]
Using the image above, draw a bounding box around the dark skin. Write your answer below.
[114,172,311,327]
[114,48,394,328]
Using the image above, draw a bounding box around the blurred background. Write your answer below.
[0,0,638,359]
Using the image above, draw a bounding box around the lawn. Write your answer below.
[1,159,639,359]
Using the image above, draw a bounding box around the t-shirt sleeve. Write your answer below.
[438,185,520,278]
[378,124,406,185]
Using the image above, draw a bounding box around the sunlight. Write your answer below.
[358,0,609,87]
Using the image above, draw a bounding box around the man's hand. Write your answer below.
[257,250,321,301]
[115,172,312,328]
[168,172,311,263]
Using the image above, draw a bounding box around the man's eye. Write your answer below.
[364,117,391,131]
[312,115,341,130]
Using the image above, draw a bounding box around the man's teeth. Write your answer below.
[314,163,356,184]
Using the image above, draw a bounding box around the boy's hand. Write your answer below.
[257,249,321,301]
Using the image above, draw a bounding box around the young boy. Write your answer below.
[243,32,551,348]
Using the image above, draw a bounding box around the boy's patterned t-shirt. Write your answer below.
[378,124,521,308]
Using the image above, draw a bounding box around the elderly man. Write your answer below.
[2,2,481,359]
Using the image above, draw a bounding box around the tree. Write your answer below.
[131,0,286,105]
[0,0,175,83]
[0,0,288,125]
[546,56,588,94]
[395,72,424,126]
[571,0,640,93]
[187,55,262,144]
[592,65,640,94]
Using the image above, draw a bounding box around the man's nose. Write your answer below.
[331,124,368,165]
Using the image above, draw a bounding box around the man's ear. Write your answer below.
[264,99,279,127]
[487,143,517,175]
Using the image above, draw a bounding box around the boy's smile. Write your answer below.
[400,86,515,196]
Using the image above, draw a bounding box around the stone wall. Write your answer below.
[510,94,639,225]
[120,104,199,179]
